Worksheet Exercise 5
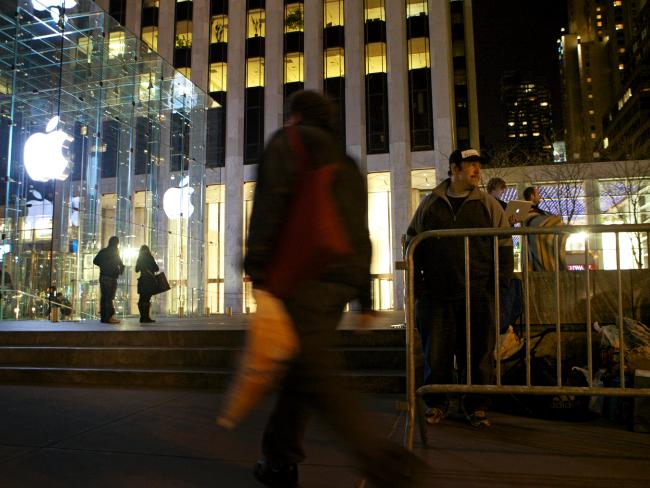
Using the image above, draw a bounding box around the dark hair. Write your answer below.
[108,236,119,247]
[139,245,151,255]
[288,90,338,134]
[523,186,536,201]
[487,177,506,194]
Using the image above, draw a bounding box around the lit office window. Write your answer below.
[284,1,304,103]
[323,0,345,142]
[174,1,193,71]
[406,0,433,150]
[208,0,228,167]
[206,185,225,313]
[367,173,393,310]
[244,0,266,164]
[364,0,389,153]
[141,0,160,51]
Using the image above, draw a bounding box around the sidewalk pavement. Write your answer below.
[0,385,649,487]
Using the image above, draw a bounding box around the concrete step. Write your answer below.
[0,329,406,392]
[0,346,405,370]
[0,366,405,393]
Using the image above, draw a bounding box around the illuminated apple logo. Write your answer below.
[23,116,72,183]
[24,190,53,234]
[163,176,195,219]
[31,0,77,23]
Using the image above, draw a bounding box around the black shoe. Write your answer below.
[253,460,298,488]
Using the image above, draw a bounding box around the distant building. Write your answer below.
[602,0,650,160]
[559,0,644,162]
[501,71,554,162]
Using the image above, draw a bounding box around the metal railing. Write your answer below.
[403,223,650,449]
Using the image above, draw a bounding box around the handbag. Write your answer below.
[265,126,352,297]
[152,271,171,295]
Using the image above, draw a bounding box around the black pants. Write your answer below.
[261,281,421,486]
[99,276,118,322]
[138,293,152,307]
[415,292,495,413]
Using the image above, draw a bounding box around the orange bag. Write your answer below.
[217,289,300,429]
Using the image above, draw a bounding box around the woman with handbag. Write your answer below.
[135,245,159,323]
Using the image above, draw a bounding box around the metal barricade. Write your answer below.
[403,223,650,449]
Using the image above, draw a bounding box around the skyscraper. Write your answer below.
[559,0,643,162]
[501,71,554,162]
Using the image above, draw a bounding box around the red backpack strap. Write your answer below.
[284,125,308,170]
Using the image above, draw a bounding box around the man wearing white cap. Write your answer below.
[405,148,513,428]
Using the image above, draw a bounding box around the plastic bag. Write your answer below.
[217,289,300,429]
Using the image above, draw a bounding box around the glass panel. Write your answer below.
[142,26,159,51]
[367,173,393,310]
[246,57,265,88]
[324,47,344,78]
[175,20,193,48]
[211,15,228,43]
[285,3,304,33]
[408,37,430,70]
[406,0,427,17]
[0,0,211,320]
[324,0,344,27]
[365,0,385,21]
[243,182,256,313]
[366,42,387,74]
[284,52,304,84]
[209,63,227,92]
[247,9,265,38]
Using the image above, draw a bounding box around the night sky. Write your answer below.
[472,0,568,150]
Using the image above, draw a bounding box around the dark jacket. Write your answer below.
[136,252,159,295]
[244,125,372,309]
[405,179,514,299]
[93,246,125,279]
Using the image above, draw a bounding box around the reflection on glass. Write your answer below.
[108,31,126,58]
[206,185,225,314]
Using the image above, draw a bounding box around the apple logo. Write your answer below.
[163,176,195,219]
[24,190,53,236]
[31,0,78,23]
[23,116,72,183]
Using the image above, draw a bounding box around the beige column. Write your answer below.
[463,0,480,149]
[223,0,246,313]
[126,0,142,35]
[191,0,210,92]
[304,0,323,91]
[344,0,366,170]
[428,0,454,181]
[158,0,176,64]
[386,0,411,311]
[265,0,284,139]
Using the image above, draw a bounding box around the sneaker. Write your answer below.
[253,460,298,488]
[107,316,121,324]
[424,406,446,424]
[467,410,491,429]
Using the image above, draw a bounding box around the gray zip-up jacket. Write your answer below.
[405,179,513,298]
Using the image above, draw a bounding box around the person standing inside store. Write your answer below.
[406,148,514,428]
[244,90,427,488]
[135,245,159,323]
[93,236,125,324]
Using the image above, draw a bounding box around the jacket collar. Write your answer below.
[432,178,483,203]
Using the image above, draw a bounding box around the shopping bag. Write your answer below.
[152,271,171,295]
[265,126,352,297]
[217,289,300,429]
